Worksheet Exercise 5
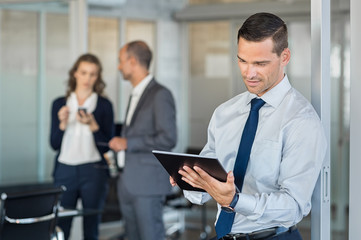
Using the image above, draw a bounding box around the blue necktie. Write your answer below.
[215,98,265,239]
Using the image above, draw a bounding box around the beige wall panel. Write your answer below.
[88,17,119,119]
[188,21,231,148]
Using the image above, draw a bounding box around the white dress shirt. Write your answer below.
[126,74,153,125]
[58,92,101,165]
[184,75,327,233]
[117,74,153,168]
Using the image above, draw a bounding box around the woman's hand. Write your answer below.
[77,111,99,132]
[58,106,69,131]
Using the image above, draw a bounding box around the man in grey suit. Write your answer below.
[109,40,177,240]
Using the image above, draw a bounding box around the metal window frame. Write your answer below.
[349,0,361,239]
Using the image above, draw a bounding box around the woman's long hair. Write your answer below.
[66,53,106,98]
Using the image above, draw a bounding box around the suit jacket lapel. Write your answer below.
[127,78,156,128]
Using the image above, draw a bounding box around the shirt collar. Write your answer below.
[132,74,153,97]
[245,75,291,108]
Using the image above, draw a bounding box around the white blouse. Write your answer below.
[58,92,101,165]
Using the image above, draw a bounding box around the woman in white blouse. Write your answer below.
[50,53,114,240]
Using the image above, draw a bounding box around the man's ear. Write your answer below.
[129,55,137,66]
[281,48,291,66]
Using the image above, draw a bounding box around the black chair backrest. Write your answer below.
[0,186,65,240]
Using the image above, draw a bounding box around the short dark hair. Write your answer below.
[126,40,152,70]
[237,12,288,56]
[66,53,105,98]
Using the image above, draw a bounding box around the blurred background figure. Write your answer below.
[50,53,114,240]
[109,41,177,240]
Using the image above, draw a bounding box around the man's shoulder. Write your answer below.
[148,79,173,96]
[216,92,248,111]
[150,79,168,89]
[281,88,321,125]
[288,88,317,114]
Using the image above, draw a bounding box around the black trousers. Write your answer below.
[54,162,109,240]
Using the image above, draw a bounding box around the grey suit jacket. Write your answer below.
[120,79,177,196]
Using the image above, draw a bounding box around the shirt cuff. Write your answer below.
[183,190,211,205]
[234,193,257,216]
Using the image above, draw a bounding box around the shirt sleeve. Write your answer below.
[50,98,65,151]
[93,98,115,154]
[183,190,213,205]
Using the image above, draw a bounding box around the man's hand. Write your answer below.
[179,166,236,207]
[170,176,177,187]
[109,137,127,152]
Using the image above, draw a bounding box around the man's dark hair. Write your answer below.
[126,40,152,70]
[237,12,288,56]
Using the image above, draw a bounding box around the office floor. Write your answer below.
[98,199,348,240]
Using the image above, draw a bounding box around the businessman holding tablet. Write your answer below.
[171,12,327,240]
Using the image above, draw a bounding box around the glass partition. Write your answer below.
[188,21,231,149]
[45,12,70,182]
[330,7,350,239]
[0,10,39,185]
[287,20,312,101]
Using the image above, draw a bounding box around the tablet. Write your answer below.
[152,150,227,192]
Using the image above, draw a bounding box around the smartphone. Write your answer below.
[78,108,87,114]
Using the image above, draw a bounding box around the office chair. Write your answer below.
[0,185,65,240]
[164,186,192,239]
[164,186,212,240]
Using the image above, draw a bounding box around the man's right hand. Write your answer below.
[109,137,127,152]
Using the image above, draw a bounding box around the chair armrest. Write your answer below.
[5,213,55,224]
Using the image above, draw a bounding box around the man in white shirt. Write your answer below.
[109,41,177,240]
[171,12,327,240]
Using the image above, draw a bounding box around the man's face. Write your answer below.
[237,37,290,96]
[118,47,132,81]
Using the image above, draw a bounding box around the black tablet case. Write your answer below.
[152,150,227,192]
